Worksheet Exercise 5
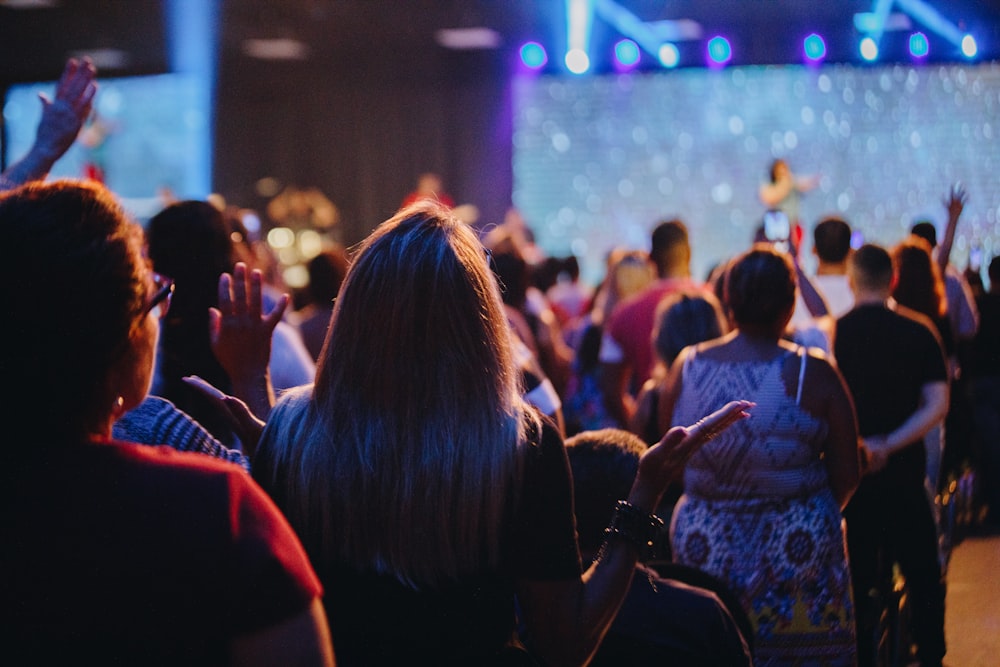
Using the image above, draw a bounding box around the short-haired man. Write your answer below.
[811,216,855,317]
[835,244,949,667]
[599,219,699,427]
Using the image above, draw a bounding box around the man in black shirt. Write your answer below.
[835,244,949,667]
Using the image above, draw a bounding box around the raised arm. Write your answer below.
[936,183,967,276]
[0,58,97,190]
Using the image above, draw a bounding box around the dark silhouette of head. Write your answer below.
[0,180,147,441]
[849,243,894,293]
[813,217,852,264]
[910,220,938,249]
[306,248,349,306]
[653,290,727,366]
[650,219,691,279]
[724,244,797,335]
[564,428,648,554]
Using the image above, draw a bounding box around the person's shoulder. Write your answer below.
[892,303,941,337]
[104,438,249,480]
[268,384,314,424]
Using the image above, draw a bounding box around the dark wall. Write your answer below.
[213,47,514,246]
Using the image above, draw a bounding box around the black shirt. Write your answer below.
[835,302,947,482]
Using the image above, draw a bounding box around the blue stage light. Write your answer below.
[707,36,731,65]
[614,39,640,67]
[909,32,929,58]
[520,42,548,69]
[803,33,826,62]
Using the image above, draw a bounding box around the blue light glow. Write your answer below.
[803,33,826,62]
[707,36,731,65]
[909,32,929,58]
[520,42,548,69]
[614,39,640,67]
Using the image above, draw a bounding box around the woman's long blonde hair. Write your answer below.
[259,201,534,589]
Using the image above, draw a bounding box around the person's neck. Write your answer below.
[816,261,847,276]
[853,287,891,306]
[657,266,690,281]
[734,329,782,347]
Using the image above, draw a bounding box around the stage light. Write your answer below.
[520,42,548,69]
[909,32,929,58]
[962,34,977,58]
[658,43,679,68]
[860,36,878,61]
[565,48,591,74]
[614,39,640,67]
[707,36,731,65]
[566,0,593,74]
[803,33,826,62]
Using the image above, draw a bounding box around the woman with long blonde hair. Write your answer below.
[251,201,749,666]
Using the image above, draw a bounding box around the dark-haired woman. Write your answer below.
[662,244,861,666]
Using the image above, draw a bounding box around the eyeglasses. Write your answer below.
[144,272,174,320]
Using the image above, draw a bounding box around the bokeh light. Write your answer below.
[520,41,548,69]
[909,32,929,58]
[707,36,732,65]
[614,39,640,68]
[803,33,826,62]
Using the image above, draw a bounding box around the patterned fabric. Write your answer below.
[670,348,856,666]
[114,395,251,472]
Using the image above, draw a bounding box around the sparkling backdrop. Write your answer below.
[513,63,1000,287]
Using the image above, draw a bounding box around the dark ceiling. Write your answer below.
[2,0,999,86]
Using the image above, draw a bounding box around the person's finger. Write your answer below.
[61,60,96,104]
[264,293,290,332]
[687,400,753,445]
[249,268,264,320]
[208,307,222,346]
[77,82,98,115]
[53,58,79,99]
[217,272,234,315]
[231,263,248,316]
[182,374,228,401]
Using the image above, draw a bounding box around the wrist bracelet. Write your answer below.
[603,500,664,561]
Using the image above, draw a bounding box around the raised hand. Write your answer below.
[943,183,967,222]
[209,262,289,419]
[35,57,98,162]
[1,58,98,189]
[631,400,754,509]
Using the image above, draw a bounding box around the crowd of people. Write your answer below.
[2,56,997,667]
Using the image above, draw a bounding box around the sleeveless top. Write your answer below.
[675,346,830,503]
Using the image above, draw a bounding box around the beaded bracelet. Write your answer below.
[603,500,665,561]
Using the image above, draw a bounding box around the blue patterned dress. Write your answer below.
[670,347,856,666]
